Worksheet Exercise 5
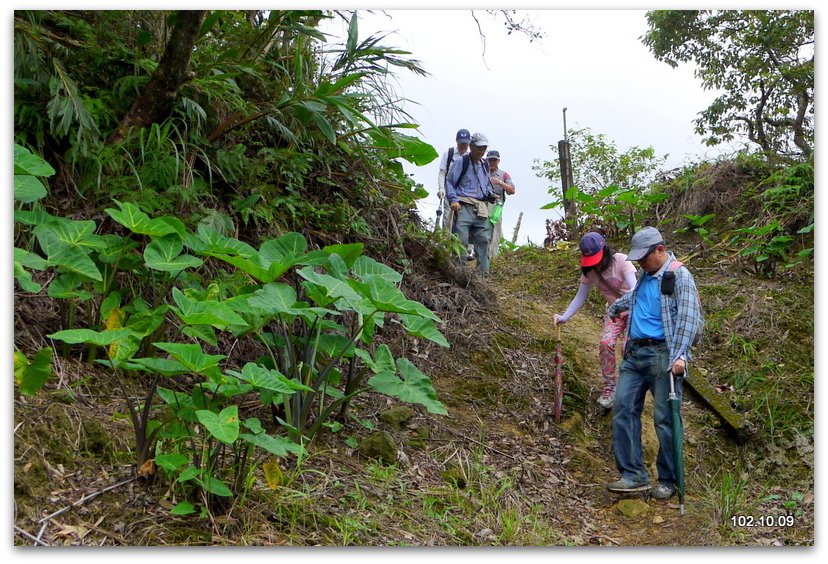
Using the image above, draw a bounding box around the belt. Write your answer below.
[630,338,666,347]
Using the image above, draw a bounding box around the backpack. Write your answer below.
[661,260,704,345]
[441,147,456,189]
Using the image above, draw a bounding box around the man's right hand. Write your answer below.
[437,189,445,199]
[450,202,461,212]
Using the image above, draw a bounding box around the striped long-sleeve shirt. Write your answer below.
[607,252,703,364]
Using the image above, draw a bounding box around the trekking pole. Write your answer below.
[668,368,687,516]
[434,194,444,233]
[553,324,564,421]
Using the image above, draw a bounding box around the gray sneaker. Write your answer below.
[607,477,651,493]
[597,387,615,409]
[651,482,675,500]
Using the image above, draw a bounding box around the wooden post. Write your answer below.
[558,139,578,239]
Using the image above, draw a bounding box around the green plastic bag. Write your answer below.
[489,202,504,225]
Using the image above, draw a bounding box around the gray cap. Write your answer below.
[626,226,664,261]
[470,132,489,147]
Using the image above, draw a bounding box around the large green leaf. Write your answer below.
[47,246,103,281]
[171,288,247,328]
[14,175,47,204]
[155,453,189,472]
[129,357,189,376]
[259,232,307,263]
[144,236,203,274]
[105,201,179,237]
[240,432,305,457]
[195,475,234,497]
[33,217,103,255]
[232,362,313,393]
[14,347,53,396]
[48,328,133,346]
[368,358,447,415]
[355,344,395,373]
[187,224,257,257]
[14,248,48,292]
[398,314,449,348]
[47,273,94,300]
[14,143,56,177]
[314,334,356,359]
[366,130,438,166]
[14,263,41,293]
[354,274,438,320]
[153,342,225,374]
[196,406,239,444]
[352,255,402,283]
[211,253,272,283]
[247,283,301,316]
[297,267,362,303]
[320,243,364,268]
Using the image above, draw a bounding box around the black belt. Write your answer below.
[630,338,666,347]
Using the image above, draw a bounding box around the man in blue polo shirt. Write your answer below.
[445,132,498,273]
[606,227,704,501]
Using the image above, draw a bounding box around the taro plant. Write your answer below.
[27,194,448,507]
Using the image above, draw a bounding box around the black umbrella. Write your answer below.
[669,368,686,515]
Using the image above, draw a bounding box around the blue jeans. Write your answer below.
[612,342,683,485]
[454,204,492,272]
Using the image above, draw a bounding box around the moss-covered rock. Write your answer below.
[379,406,415,429]
[358,431,397,464]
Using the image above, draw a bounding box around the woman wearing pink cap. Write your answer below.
[554,232,638,409]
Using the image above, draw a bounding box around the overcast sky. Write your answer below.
[324,9,741,246]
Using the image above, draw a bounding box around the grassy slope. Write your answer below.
[13,233,813,546]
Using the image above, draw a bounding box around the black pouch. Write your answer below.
[661,271,676,295]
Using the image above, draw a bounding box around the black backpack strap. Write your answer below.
[459,153,470,180]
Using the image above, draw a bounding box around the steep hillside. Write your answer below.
[13,230,814,546]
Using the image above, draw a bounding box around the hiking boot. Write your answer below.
[651,482,676,500]
[606,477,651,493]
[597,387,615,410]
[466,253,475,262]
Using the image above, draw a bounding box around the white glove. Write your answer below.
[437,189,446,199]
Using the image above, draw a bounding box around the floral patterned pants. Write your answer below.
[599,311,629,391]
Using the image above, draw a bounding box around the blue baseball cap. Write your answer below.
[579,232,606,267]
[456,129,471,143]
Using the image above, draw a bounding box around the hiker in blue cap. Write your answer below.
[554,232,637,409]
[436,129,471,232]
[445,132,498,273]
[605,226,704,501]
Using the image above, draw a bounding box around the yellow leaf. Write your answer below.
[14,351,29,385]
[105,307,126,330]
[262,459,282,490]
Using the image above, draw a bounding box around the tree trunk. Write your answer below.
[106,10,207,144]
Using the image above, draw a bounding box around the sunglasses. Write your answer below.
[638,243,661,261]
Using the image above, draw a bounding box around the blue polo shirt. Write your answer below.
[629,272,665,340]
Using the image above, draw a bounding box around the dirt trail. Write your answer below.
[486,257,716,546]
